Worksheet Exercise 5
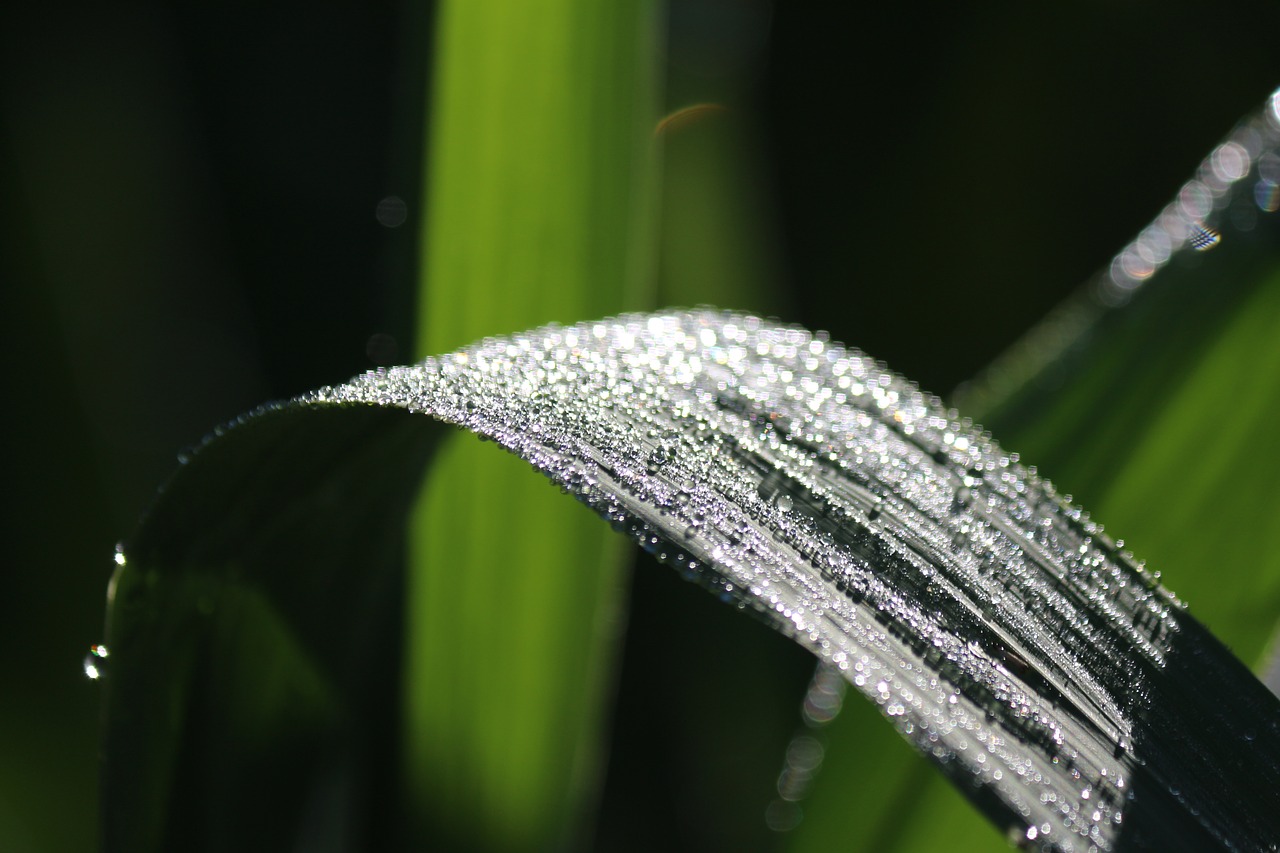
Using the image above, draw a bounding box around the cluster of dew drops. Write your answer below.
[83,545,126,682]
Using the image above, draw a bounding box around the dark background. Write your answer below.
[2,2,1276,850]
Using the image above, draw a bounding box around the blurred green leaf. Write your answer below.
[655,102,782,314]
[400,1,659,850]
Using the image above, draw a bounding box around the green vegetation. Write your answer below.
[3,3,1278,852]
[403,3,656,849]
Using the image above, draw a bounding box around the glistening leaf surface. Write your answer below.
[794,87,1280,853]
[106,309,1280,852]
[960,89,1280,667]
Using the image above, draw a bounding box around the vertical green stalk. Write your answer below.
[404,2,659,850]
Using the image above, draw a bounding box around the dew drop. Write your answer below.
[1189,224,1221,251]
[375,194,408,228]
[83,644,109,681]
[776,494,794,512]
[764,798,802,832]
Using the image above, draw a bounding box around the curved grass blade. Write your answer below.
[959,88,1280,670]
[793,87,1280,853]
[104,310,1280,851]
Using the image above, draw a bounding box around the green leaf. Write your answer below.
[655,101,781,314]
[792,88,1280,853]
[104,308,1280,851]
[404,2,658,849]
[972,264,1280,668]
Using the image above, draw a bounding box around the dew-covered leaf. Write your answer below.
[104,302,1280,851]
[791,87,1280,853]
[960,90,1280,670]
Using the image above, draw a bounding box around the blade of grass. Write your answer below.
[403,2,659,849]
[790,92,1280,853]
[102,308,1280,850]
[793,264,1280,853]
[968,265,1280,667]
[311,308,1280,849]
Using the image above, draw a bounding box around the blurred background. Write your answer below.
[2,2,1277,851]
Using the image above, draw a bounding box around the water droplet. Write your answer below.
[83,644,109,681]
[366,332,399,366]
[776,494,794,512]
[1256,179,1280,212]
[646,445,671,472]
[1189,224,1221,251]
[764,798,802,832]
[375,194,408,228]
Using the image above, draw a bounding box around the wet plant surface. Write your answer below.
[105,304,1279,851]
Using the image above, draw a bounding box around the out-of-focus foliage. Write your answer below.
[402,2,658,849]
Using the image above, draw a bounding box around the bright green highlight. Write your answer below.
[404,2,658,849]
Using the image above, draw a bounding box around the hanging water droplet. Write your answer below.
[83,644,110,681]
[776,494,794,512]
